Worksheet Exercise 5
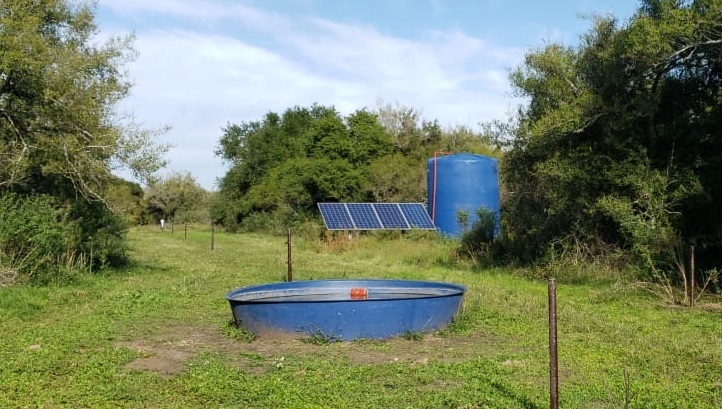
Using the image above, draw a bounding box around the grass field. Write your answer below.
[1,226,721,408]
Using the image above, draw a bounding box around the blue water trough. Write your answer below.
[226,279,466,341]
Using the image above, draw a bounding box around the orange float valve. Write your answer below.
[350,287,368,299]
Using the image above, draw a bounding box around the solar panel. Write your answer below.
[318,203,435,231]
[374,203,409,229]
[318,203,355,230]
[399,203,436,229]
[346,203,382,229]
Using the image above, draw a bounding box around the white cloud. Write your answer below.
[99,0,524,189]
[101,0,293,33]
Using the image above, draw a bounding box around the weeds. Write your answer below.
[640,243,721,306]
[301,328,341,345]
[400,331,424,341]
[221,320,256,342]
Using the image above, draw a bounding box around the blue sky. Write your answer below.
[97,0,640,190]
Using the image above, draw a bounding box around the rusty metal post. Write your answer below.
[89,237,93,275]
[184,223,187,240]
[689,244,695,308]
[286,228,293,282]
[548,278,559,409]
[211,222,215,251]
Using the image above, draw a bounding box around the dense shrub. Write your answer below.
[500,2,722,287]
[0,194,77,285]
[0,193,129,285]
[68,198,130,271]
[459,208,498,262]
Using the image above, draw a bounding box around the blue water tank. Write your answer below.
[427,153,500,237]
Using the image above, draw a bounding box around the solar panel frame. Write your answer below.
[318,202,436,231]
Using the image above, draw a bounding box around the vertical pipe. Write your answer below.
[184,223,187,240]
[548,278,559,409]
[689,244,695,308]
[432,154,438,222]
[287,228,293,282]
[211,222,215,251]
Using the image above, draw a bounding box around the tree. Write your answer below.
[215,102,500,232]
[144,172,209,224]
[105,177,146,225]
[367,152,426,203]
[370,102,500,204]
[215,104,389,231]
[0,0,166,197]
[502,0,722,277]
[0,0,167,280]
[375,100,428,155]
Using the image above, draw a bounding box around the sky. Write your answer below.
[96,0,641,190]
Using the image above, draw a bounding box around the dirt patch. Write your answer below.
[119,324,506,378]
[118,324,238,377]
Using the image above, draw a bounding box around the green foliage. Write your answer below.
[243,158,367,214]
[300,330,341,345]
[144,172,209,224]
[215,102,499,232]
[456,209,471,233]
[235,210,297,235]
[214,105,389,231]
[106,177,147,225]
[0,0,167,197]
[216,106,342,230]
[70,197,129,270]
[367,152,427,202]
[345,109,393,163]
[0,0,165,284]
[502,1,722,282]
[596,169,680,272]
[372,101,502,204]
[221,320,256,342]
[399,330,424,341]
[0,193,78,285]
[459,207,497,260]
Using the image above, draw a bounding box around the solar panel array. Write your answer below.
[318,203,436,231]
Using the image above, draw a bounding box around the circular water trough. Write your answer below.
[226,279,466,341]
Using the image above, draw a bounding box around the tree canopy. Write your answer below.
[214,103,498,231]
[502,0,722,274]
[144,172,209,224]
[0,0,166,283]
[0,0,166,198]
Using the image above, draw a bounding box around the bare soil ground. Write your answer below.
[119,324,504,378]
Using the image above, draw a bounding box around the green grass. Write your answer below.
[1,226,721,408]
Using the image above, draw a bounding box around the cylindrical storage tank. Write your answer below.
[427,153,500,237]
